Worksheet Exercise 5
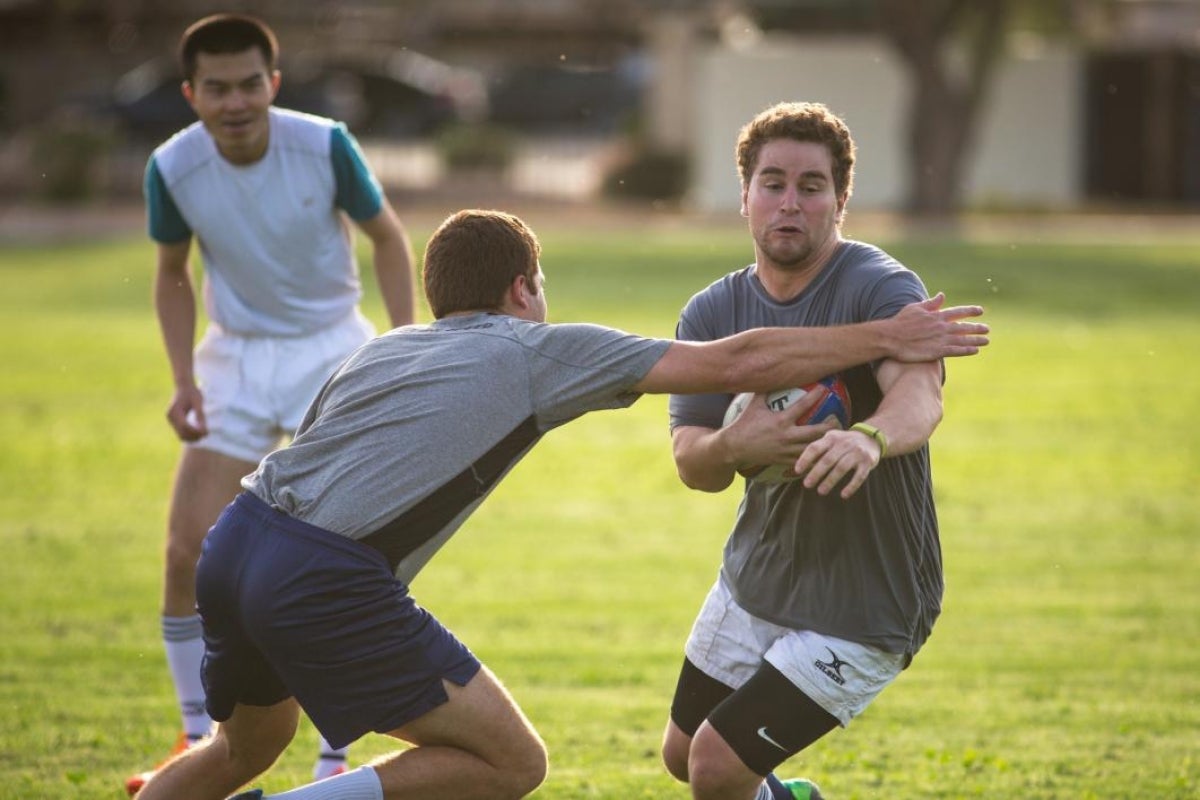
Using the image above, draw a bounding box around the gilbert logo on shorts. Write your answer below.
[815,647,849,686]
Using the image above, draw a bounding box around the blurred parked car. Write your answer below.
[103,48,486,143]
[486,59,644,136]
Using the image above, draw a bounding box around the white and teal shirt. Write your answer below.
[144,107,383,337]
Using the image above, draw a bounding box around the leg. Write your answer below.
[136,699,301,800]
[161,446,257,736]
[370,666,546,800]
[128,448,260,795]
[662,718,694,784]
[687,720,765,800]
[665,580,842,800]
[187,504,538,800]
[662,658,736,784]
[230,667,545,800]
[687,664,837,800]
[163,446,258,617]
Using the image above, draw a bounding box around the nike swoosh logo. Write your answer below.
[756,726,788,751]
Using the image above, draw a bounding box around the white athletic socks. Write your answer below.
[162,614,212,741]
[312,735,349,780]
[264,766,383,800]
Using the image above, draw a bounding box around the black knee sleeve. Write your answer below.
[708,662,839,776]
[669,658,735,737]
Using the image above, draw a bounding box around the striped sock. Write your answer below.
[312,734,348,780]
[162,614,212,741]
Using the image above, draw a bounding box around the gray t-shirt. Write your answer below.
[669,240,942,657]
[245,312,670,583]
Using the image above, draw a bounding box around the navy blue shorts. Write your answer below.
[196,492,481,749]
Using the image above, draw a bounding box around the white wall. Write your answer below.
[689,35,1082,212]
[967,47,1084,208]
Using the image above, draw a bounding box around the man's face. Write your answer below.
[741,138,846,272]
[183,48,279,164]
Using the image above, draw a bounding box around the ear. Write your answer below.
[181,80,195,105]
[739,184,750,218]
[835,191,849,224]
[499,273,530,314]
[269,70,282,101]
[513,273,535,308]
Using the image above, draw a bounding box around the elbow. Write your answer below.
[911,403,943,445]
[677,469,706,492]
[930,403,944,433]
[676,465,734,493]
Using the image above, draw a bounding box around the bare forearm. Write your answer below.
[860,360,943,457]
[638,321,891,395]
[636,295,987,396]
[154,265,198,389]
[672,426,739,492]
[373,235,416,328]
[360,203,416,328]
[722,323,892,392]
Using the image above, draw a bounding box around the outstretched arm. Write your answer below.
[633,293,987,396]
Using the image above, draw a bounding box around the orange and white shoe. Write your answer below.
[125,731,201,796]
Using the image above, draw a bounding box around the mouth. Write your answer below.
[221,118,254,134]
[772,224,803,236]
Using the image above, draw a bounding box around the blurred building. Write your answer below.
[0,0,1197,210]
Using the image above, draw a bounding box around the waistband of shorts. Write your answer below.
[231,491,394,573]
[208,308,367,341]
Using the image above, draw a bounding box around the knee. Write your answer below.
[661,730,691,783]
[218,708,298,779]
[502,735,547,798]
[687,759,753,800]
[685,726,759,800]
[163,525,204,577]
[225,735,289,778]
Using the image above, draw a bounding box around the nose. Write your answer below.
[224,88,250,111]
[779,186,801,212]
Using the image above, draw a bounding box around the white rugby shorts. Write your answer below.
[684,574,907,726]
[190,311,374,462]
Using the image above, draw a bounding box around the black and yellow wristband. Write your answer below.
[850,422,889,459]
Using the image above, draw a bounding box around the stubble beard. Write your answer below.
[758,234,815,271]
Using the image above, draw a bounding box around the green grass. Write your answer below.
[1,218,1197,798]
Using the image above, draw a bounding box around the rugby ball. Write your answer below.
[722,375,852,483]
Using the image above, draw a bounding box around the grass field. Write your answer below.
[1,213,1197,798]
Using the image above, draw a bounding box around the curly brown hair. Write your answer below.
[735,102,856,200]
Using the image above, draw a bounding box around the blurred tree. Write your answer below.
[876,0,1093,217]
[877,0,1014,217]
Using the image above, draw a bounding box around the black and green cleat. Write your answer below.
[780,777,825,799]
